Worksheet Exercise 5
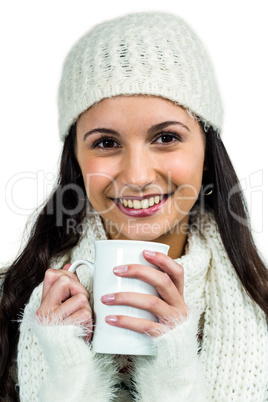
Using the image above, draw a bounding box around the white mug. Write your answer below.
[68,240,169,355]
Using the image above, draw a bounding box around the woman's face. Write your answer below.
[76,96,205,255]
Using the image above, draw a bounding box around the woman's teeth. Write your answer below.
[119,195,164,210]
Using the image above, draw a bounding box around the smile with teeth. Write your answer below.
[119,195,165,210]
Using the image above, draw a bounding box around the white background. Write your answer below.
[0,0,267,266]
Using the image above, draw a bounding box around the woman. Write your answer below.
[0,11,267,401]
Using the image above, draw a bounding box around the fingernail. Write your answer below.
[101,294,115,303]
[113,265,128,274]
[144,250,156,256]
[105,315,118,323]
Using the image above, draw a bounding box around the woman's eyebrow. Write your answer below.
[83,128,119,141]
[148,121,190,134]
[83,120,190,141]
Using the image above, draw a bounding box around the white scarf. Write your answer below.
[59,205,267,401]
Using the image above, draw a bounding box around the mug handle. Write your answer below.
[68,259,95,274]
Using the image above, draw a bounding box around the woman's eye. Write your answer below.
[154,133,182,144]
[92,137,120,149]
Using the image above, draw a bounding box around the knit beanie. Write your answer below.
[58,12,223,140]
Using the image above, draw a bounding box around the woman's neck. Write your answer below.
[154,214,190,260]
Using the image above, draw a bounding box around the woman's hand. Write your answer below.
[101,251,188,337]
[36,264,93,341]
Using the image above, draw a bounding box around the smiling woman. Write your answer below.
[75,96,205,254]
[0,11,267,402]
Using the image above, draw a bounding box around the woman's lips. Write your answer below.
[113,194,169,217]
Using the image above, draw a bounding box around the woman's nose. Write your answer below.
[120,150,156,190]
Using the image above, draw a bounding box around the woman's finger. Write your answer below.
[143,251,184,295]
[113,265,180,306]
[105,314,167,338]
[101,289,185,316]
[62,263,72,271]
[113,262,184,303]
[102,265,183,314]
[53,292,91,320]
[38,273,90,316]
[41,268,78,301]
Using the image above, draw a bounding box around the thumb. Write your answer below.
[62,263,72,271]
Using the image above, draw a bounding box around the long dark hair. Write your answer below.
[0,124,267,400]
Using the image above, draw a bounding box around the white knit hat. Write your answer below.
[58,12,223,140]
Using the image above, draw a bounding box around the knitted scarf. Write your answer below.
[62,205,267,400]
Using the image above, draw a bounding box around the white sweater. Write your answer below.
[17,208,268,401]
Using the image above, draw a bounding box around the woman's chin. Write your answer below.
[105,224,163,242]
